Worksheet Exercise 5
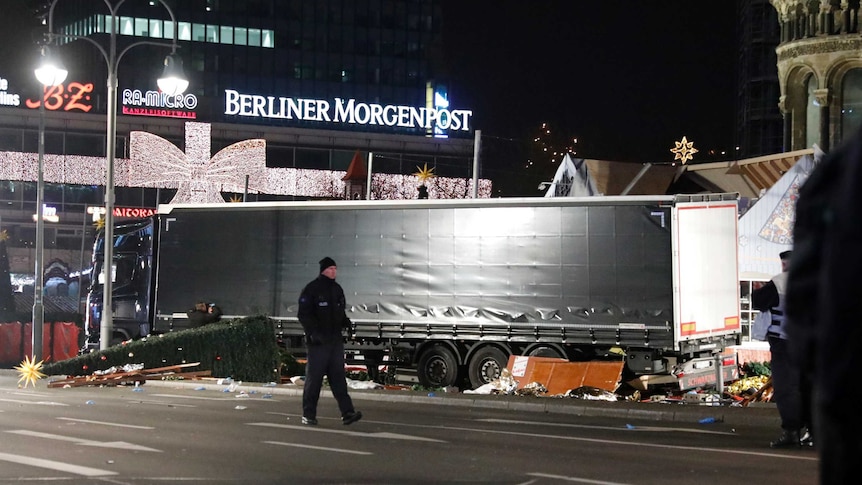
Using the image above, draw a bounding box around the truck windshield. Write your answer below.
[90,218,153,290]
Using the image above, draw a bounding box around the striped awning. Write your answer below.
[683,149,814,199]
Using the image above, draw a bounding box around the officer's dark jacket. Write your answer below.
[298,275,350,345]
[187,306,222,327]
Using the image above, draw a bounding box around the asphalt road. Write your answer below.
[0,372,817,484]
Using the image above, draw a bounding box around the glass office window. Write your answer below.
[206,24,219,43]
[150,19,162,38]
[295,148,329,169]
[266,144,294,167]
[235,27,248,46]
[178,22,192,41]
[163,20,174,40]
[0,128,22,151]
[249,28,262,47]
[121,17,134,35]
[220,26,233,44]
[135,18,148,36]
[193,23,206,42]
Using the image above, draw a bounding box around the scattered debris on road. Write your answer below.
[47,362,211,388]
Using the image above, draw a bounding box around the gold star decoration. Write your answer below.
[93,217,105,231]
[0,229,9,242]
[670,136,698,164]
[229,195,243,203]
[14,355,46,389]
[413,163,436,184]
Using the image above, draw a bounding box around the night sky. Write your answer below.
[441,1,738,164]
[1,1,738,177]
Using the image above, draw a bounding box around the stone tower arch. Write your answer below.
[771,0,862,151]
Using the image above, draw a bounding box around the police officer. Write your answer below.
[297,257,362,426]
[752,250,809,448]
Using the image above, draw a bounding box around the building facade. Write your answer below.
[770,0,862,152]
[1,0,482,288]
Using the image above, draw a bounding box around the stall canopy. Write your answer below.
[736,148,823,279]
[681,148,816,199]
[544,154,600,197]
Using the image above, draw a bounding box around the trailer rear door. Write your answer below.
[671,195,740,348]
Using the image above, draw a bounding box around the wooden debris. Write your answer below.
[48,362,210,388]
[739,376,773,406]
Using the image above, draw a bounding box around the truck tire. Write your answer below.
[467,346,508,389]
[417,345,459,388]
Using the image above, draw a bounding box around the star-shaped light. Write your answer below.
[229,194,243,203]
[14,355,46,389]
[670,136,698,164]
[93,217,105,231]
[0,229,9,242]
[413,163,436,184]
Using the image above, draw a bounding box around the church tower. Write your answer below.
[770,0,862,152]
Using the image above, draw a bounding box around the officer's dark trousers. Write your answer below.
[768,335,803,431]
[302,341,354,420]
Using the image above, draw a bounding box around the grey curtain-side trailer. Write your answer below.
[85,194,741,390]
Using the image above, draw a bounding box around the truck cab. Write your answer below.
[84,218,155,349]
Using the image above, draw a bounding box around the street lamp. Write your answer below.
[31,46,67,361]
[37,0,188,351]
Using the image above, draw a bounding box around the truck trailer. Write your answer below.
[84,194,741,390]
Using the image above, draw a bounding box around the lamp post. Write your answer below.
[32,46,67,361]
[37,0,188,350]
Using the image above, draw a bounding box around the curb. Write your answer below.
[0,368,780,429]
[141,377,782,429]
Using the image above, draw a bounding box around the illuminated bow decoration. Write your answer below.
[127,122,267,203]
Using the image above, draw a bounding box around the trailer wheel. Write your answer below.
[527,345,565,359]
[467,346,508,389]
[417,345,459,388]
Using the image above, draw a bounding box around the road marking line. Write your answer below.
[149,393,278,402]
[526,472,632,484]
[264,440,372,455]
[432,424,818,461]
[134,399,198,408]
[0,451,117,477]
[11,390,54,397]
[58,417,155,429]
[477,418,734,435]
[248,422,446,443]
[6,430,162,452]
[150,393,238,401]
[311,419,814,461]
[0,398,68,406]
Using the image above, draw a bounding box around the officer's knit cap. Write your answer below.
[319,257,337,273]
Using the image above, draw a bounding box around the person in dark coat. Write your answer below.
[297,257,362,426]
[187,301,222,327]
[752,251,810,448]
[786,128,862,484]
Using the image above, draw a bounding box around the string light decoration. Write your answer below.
[0,121,493,200]
[129,122,268,204]
[670,136,698,164]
